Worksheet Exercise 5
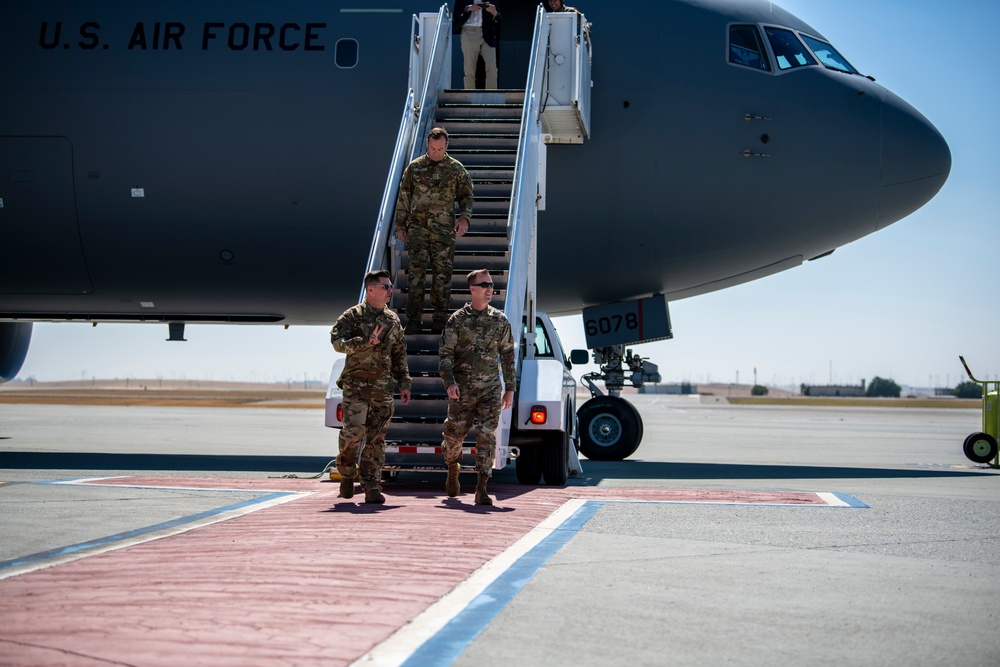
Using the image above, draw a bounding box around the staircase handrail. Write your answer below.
[572,12,592,139]
[504,5,550,366]
[410,6,453,162]
[360,88,417,304]
[361,5,452,304]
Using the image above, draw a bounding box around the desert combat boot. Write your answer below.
[474,471,493,506]
[362,478,385,504]
[446,462,461,497]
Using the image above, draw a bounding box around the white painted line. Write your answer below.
[1,481,313,580]
[816,492,852,507]
[351,498,591,667]
[50,476,301,494]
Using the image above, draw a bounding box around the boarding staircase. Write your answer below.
[344,5,591,474]
[386,88,521,470]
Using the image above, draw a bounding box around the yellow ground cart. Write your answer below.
[959,356,1000,466]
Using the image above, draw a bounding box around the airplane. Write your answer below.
[0,1,950,460]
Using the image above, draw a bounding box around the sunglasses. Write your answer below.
[371,283,392,291]
[470,281,494,289]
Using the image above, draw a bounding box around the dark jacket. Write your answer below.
[453,1,501,48]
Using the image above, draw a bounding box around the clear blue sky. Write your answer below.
[15,0,1000,389]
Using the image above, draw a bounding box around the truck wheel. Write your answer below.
[577,396,642,461]
[515,444,542,485]
[542,430,569,485]
[963,432,998,463]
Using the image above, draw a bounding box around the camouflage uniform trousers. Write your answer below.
[442,383,502,474]
[405,225,456,326]
[337,384,395,488]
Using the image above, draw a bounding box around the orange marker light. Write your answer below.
[530,405,547,424]
[337,403,344,422]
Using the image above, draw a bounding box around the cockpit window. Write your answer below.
[799,34,858,74]
[764,27,816,70]
[729,25,771,71]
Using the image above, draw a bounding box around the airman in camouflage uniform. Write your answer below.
[394,127,474,334]
[330,269,411,504]
[438,269,515,505]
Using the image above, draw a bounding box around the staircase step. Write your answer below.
[468,167,515,181]
[399,253,510,271]
[398,235,508,254]
[395,271,509,294]
[448,134,519,150]
[451,254,511,271]
[438,89,526,105]
[472,199,512,215]
[392,400,448,420]
[386,422,462,442]
[395,291,506,313]
[406,355,441,376]
[458,234,510,250]
[440,119,522,135]
[448,150,516,167]
[406,336,443,356]
[409,376,450,397]
[473,182,513,197]
[437,106,522,119]
[466,216,510,232]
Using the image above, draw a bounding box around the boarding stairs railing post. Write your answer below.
[539,11,592,143]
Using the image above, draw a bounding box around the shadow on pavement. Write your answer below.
[0,452,332,473]
[571,459,996,482]
[2,452,993,484]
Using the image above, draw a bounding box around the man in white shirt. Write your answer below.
[453,1,500,89]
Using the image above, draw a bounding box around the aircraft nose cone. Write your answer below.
[878,91,951,229]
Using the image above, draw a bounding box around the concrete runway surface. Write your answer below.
[1,395,997,667]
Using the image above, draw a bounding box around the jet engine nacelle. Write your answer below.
[0,322,32,383]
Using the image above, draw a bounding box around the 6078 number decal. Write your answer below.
[585,313,639,336]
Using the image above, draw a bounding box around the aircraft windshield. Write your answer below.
[799,34,858,74]
[764,27,816,70]
[729,24,771,71]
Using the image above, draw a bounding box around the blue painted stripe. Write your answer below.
[402,500,606,667]
[829,492,869,508]
[0,491,294,572]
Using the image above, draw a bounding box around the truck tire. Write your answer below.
[515,444,543,485]
[542,430,569,485]
[578,396,642,461]
[963,432,998,464]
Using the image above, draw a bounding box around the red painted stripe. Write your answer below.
[0,477,838,666]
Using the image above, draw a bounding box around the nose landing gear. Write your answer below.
[574,344,659,461]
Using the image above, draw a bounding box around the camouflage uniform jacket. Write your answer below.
[439,304,516,390]
[331,302,411,393]
[393,153,474,235]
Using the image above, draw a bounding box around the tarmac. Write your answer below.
[1,395,998,666]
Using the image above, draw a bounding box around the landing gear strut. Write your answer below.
[575,344,660,461]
